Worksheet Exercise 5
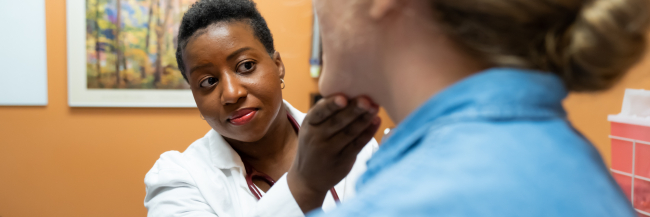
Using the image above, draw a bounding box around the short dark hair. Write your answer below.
[176,0,275,81]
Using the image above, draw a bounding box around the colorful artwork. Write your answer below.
[85,0,197,89]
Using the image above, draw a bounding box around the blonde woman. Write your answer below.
[284,0,650,216]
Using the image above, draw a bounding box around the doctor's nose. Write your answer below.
[220,73,247,105]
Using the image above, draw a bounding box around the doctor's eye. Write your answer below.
[200,77,218,88]
[237,61,256,73]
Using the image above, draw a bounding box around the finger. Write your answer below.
[340,116,381,158]
[326,108,378,148]
[322,97,378,136]
[306,95,348,125]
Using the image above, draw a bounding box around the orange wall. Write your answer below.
[0,0,647,216]
[565,45,650,166]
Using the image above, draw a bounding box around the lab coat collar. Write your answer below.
[207,100,307,170]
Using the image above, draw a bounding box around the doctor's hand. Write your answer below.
[287,95,381,213]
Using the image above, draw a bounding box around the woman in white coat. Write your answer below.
[144,0,380,216]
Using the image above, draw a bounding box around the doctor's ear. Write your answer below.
[272,51,286,79]
[369,0,402,19]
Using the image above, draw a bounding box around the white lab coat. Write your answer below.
[144,100,378,217]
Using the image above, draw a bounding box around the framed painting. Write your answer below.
[67,0,198,107]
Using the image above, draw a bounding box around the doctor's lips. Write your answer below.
[228,108,258,125]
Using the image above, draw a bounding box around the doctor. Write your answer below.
[143,0,380,216]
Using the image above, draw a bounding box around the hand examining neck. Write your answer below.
[288,96,381,213]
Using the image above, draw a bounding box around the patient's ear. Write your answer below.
[369,0,401,20]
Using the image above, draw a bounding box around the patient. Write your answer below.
[284,0,650,216]
[143,1,379,216]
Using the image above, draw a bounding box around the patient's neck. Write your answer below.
[381,40,483,124]
[226,107,298,180]
[371,3,486,124]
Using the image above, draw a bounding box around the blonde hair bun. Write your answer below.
[434,0,650,91]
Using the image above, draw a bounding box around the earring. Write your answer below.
[280,79,286,89]
[200,114,205,120]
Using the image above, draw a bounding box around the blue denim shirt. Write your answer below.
[310,68,634,217]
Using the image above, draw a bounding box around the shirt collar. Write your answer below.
[360,68,568,185]
[208,100,306,170]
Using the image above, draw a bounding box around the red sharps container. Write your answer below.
[608,89,650,216]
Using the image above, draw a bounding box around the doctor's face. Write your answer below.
[181,21,286,143]
[314,0,381,99]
